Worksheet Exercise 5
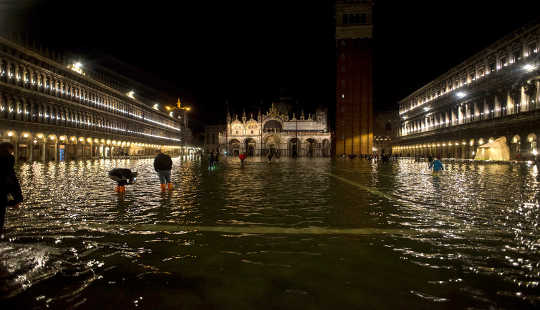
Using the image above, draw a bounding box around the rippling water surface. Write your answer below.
[1,157,539,309]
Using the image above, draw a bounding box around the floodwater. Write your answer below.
[1,156,539,309]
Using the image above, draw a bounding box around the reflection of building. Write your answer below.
[219,104,331,157]
[393,22,540,161]
[0,36,186,162]
[204,125,225,153]
[335,0,374,156]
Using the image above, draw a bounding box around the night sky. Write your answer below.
[1,0,540,132]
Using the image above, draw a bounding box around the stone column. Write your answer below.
[521,86,528,112]
[536,80,540,110]
[41,142,46,162]
[28,142,33,162]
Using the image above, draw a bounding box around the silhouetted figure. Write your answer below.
[0,142,23,238]
[108,168,137,193]
[154,150,173,191]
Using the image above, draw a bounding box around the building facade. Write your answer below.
[0,36,191,162]
[335,0,374,156]
[393,22,540,161]
[204,124,226,153]
[219,104,331,157]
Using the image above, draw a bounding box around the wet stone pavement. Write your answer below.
[0,156,539,309]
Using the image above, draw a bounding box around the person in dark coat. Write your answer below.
[0,142,23,237]
[154,150,173,191]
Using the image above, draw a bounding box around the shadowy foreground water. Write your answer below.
[1,157,539,309]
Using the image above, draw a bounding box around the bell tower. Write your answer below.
[335,0,374,156]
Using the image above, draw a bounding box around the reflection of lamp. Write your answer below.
[533,149,538,156]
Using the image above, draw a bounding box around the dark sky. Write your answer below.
[1,0,540,130]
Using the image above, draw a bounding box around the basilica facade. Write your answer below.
[218,104,331,157]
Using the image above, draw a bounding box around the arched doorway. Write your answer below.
[244,138,256,156]
[264,135,280,156]
[511,135,521,159]
[305,138,316,157]
[527,133,537,157]
[229,139,241,156]
[289,138,299,158]
[322,139,330,157]
[263,120,283,133]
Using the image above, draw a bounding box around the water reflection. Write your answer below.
[0,157,539,308]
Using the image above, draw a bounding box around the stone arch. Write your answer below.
[527,133,537,153]
[304,138,318,157]
[322,139,330,157]
[229,139,241,156]
[288,137,299,157]
[244,138,257,156]
[263,119,283,133]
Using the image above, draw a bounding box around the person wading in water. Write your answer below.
[154,150,173,192]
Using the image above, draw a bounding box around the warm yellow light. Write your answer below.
[7,131,13,137]
[71,137,76,141]
[37,133,44,139]
[23,133,29,138]
[94,139,99,143]
[60,136,66,141]
[50,136,55,140]
[79,137,84,142]
[127,90,135,99]
[68,62,85,75]
[87,138,92,143]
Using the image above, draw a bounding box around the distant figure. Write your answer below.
[154,150,173,191]
[209,151,217,169]
[429,156,444,173]
[267,149,274,162]
[108,168,137,193]
[428,155,433,163]
[239,153,246,164]
[0,142,23,238]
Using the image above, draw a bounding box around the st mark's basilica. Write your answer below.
[218,104,331,157]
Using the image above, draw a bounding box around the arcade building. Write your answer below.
[394,21,540,161]
[0,36,194,162]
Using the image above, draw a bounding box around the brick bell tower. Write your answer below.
[335,0,374,156]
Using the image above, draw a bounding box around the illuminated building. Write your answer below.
[394,22,540,160]
[219,104,331,157]
[0,36,192,162]
[335,0,374,156]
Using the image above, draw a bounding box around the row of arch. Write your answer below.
[226,137,331,157]
[401,83,540,136]
[400,29,539,114]
[2,129,193,162]
[0,50,178,132]
[394,133,538,160]
[0,92,178,142]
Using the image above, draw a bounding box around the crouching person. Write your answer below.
[154,150,173,191]
[108,168,137,193]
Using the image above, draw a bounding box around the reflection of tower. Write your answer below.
[335,0,373,155]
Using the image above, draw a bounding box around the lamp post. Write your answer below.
[174,98,191,145]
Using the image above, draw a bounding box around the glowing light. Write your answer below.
[127,90,135,99]
[456,92,466,98]
[68,62,85,75]
[153,103,159,110]
[523,64,536,72]
[7,131,13,137]
[533,149,538,156]
[23,133,28,138]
